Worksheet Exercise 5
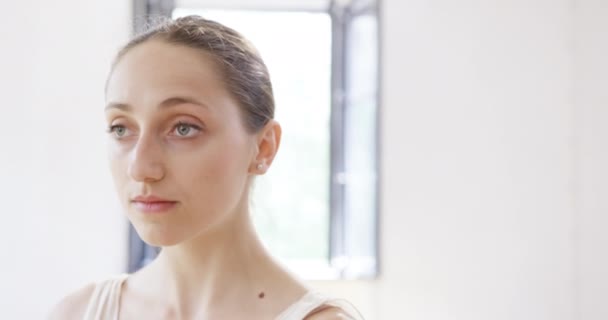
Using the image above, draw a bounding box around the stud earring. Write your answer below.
[256,163,264,170]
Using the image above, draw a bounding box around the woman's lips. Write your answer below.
[131,196,177,214]
[132,200,177,213]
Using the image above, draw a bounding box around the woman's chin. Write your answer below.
[133,226,186,247]
[141,236,182,247]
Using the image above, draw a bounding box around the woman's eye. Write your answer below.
[173,122,202,138]
[108,125,129,138]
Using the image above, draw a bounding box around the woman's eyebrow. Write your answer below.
[159,97,209,110]
[105,102,130,111]
[105,96,209,112]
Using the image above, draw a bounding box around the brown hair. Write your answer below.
[112,15,274,133]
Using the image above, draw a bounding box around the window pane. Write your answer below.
[173,9,332,263]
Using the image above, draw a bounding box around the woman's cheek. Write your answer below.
[108,143,132,190]
[107,137,134,159]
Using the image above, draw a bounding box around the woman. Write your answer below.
[50,15,361,320]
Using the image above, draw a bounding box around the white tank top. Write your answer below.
[82,274,363,320]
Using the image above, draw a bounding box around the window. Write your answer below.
[130,0,379,280]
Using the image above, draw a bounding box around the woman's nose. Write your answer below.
[127,135,165,183]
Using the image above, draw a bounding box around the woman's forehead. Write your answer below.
[106,40,228,107]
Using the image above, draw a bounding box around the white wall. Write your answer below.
[379,0,575,319]
[574,1,608,319]
[1,0,606,319]
[0,1,130,318]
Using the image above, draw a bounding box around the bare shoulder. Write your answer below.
[305,306,356,320]
[47,283,96,320]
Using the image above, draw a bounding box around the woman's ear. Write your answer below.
[250,120,282,174]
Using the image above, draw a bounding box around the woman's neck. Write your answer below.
[131,209,307,319]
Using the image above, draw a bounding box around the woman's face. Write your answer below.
[105,40,257,246]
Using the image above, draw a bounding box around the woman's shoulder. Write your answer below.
[47,283,97,320]
[48,274,128,320]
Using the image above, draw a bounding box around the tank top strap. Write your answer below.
[82,274,129,320]
[275,291,364,319]
[275,291,331,320]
